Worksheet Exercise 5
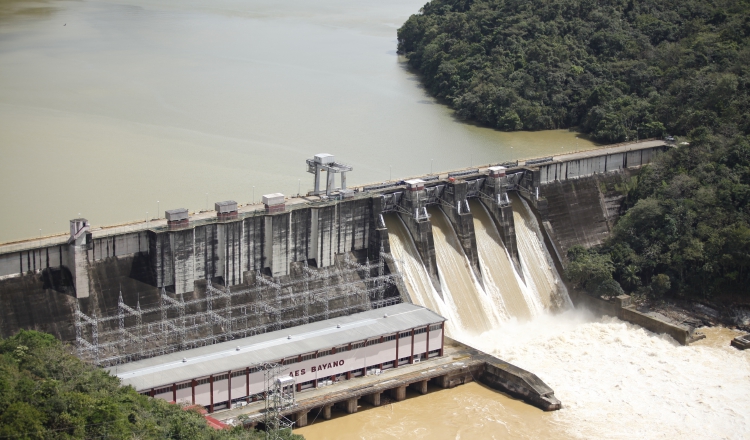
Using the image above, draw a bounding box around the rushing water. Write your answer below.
[469,199,541,320]
[382,213,464,337]
[353,202,750,439]
[297,318,750,440]
[0,0,598,242]
[427,206,504,334]
[386,200,564,332]
[510,193,571,310]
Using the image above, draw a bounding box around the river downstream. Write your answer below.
[298,318,750,440]
[6,1,748,440]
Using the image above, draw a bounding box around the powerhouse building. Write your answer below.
[110,303,445,413]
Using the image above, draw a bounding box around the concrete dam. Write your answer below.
[0,140,668,415]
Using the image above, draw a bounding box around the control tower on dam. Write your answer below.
[0,142,668,366]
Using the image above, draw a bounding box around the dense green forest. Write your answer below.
[398,0,750,303]
[566,134,750,302]
[397,0,750,143]
[0,330,303,439]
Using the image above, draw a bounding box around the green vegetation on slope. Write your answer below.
[397,0,750,143]
[0,330,303,440]
[567,134,750,301]
[399,0,750,303]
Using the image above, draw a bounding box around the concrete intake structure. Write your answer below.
[0,141,670,365]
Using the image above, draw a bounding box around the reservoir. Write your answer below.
[4,2,749,440]
[0,0,594,242]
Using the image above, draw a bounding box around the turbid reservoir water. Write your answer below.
[0,0,596,242]
[6,1,748,439]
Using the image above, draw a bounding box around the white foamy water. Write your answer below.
[382,214,466,339]
[427,206,505,334]
[511,193,571,309]
[469,199,543,320]
[475,310,750,440]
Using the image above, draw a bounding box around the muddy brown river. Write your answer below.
[298,321,750,439]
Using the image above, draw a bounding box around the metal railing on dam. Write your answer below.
[0,139,669,364]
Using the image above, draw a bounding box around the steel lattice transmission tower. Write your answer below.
[263,363,296,440]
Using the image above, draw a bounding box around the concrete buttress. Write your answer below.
[398,188,441,297]
[389,385,406,401]
[440,181,483,286]
[409,379,428,395]
[364,392,381,406]
[294,410,308,427]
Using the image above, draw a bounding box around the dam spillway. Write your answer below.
[427,206,503,333]
[0,141,668,367]
[510,193,571,310]
[385,199,566,337]
[381,214,460,333]
[469,199,539,320]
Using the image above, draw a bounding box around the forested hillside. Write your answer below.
[397,0,750,143]
[0,330,302,439]
[565,134,750,301]
[399,0,750,303]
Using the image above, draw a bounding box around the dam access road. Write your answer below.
[0,139,704,436]
[0,139,665,257]
[0,140,674,358]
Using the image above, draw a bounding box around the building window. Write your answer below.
[366,339,379,346]
[231,371,245,378]
[154,386,171,395]
[196,378,210,386]
[283,358,298,365]
[335,345,350,352]
[399,331,410,338]
[214,374,228,382]
[317,350,331,358]
[248,367,260,375]
[383,334,396,342]
[301,353,316,361]
[177,382,191,390]
[351,342,365,349]
[429,323,442,331]
[414,327,426,335]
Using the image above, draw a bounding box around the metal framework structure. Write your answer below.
[306,154,353,196]
[74,256,402,366]
[263,363,295,440]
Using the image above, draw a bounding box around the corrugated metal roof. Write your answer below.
[108,303,444,391]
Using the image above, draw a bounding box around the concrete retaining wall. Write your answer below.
[619,306,691,345]
[568,291,693,345]
[539,177,612,256]
[479,358,561,411]
[445,337,561,411]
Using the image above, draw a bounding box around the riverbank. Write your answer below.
[297,311,750,440]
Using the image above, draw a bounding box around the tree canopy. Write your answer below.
[557,132,750,301]
[0,330,303,440]
[399,0,750,303]
[603,134,750,300]
[397,0,750,143]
